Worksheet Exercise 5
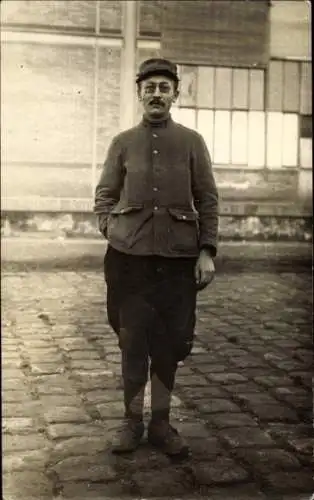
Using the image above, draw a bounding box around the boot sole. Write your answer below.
[111,437,143,454]
[148,435,190,457]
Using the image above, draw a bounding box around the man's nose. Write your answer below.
[153,86,162,97]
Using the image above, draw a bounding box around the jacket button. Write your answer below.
[153,134,158,138]
[154,206,159,211]
[153,150,159,155]
[153,187,158,192]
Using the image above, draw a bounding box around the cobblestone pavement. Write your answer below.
[2,263,313,499]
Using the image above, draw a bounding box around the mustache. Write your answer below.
[150,98,164,105]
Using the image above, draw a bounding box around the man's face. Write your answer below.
[138,75,178,120]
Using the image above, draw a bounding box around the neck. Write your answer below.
[143,112,170,125]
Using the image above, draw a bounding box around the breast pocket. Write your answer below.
[168,208,199,254]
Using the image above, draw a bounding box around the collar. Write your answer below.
[141,114,173,128]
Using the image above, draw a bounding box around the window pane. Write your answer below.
[197,109,214,153]
[231,112,248,165]
[283,62,300,112]
[300,62,312,115]
[97,48,121,165]
[249,70,264,110]
[282,114,298,167]
[300,138,312,169]
[232,69,249,109]
[213,111,231,164]
[197,67,215,109]
[266,112,283,168]
[214,68,232,109]
[171,108,196,130]
[179,65,197,107]
[2,42,94,165]
[267,60,283,111]
[300,115,312,139]
[171,107,181,123]
[248,112,265,168]
[100,1,122,32]
[2,0,96,31]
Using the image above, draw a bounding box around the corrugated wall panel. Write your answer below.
[161,1,269,68]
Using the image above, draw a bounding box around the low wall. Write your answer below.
[1,211,312,242]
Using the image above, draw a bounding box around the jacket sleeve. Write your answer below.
[94,136,124,237]
[191,134,219,257]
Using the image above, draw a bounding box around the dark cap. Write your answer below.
[136,58,179,84]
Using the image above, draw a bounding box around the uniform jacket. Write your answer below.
[94,115,219,258]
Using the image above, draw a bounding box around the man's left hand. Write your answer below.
[195,248,215,291]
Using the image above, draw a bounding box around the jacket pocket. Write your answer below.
[168,208,199,253]
[107,204,144,246]
[110,204,143,215]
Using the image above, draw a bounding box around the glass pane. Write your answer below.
[213,110,231,164]
[171,107,181,123]
[283,62,300,112]
[1,42,94,166]
[139,0,162,35]
[300,62,312,115]
[97,48,121,165]
[100,0,122,32]
[197,67,215,109]
[214,68,232,109]
[248,112,265,167]
[2,0,96,31]
[249,70,264,110]
[266,112,283,168]
[300,138,312,169]
[267,60,283,111]
[232,69,249,110]
[179,65,197,107]
[197,109,214,153]
[282,114,298,167]
[231,112,248,165]
[175,108,196,130]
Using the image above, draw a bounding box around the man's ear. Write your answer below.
[172,90,179,103]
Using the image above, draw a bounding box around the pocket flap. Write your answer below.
[168,208,199,221]
[110,205,143,215]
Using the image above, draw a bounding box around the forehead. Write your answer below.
[142,75,174,86]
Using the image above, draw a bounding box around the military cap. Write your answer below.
[136,58,179,84]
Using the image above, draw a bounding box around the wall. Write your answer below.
[1,0,312,223]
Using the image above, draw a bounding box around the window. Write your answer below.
[173,64,265,166]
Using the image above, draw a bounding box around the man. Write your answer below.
[94,58,218,457]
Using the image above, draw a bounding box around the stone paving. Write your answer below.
[2,262,313,499]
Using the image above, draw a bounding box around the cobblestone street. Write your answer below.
[2,245,313,500]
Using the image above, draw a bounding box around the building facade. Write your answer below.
[1,0,312,235]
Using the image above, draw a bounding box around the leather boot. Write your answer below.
[111,418,144,453]
[147,419,189,457]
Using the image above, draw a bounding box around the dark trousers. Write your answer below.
[104,246,197,422]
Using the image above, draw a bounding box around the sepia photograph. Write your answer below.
[1,1,312,499]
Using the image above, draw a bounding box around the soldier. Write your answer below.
[94,58,218,457]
